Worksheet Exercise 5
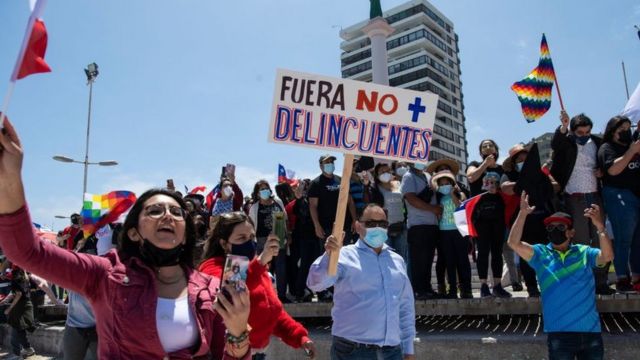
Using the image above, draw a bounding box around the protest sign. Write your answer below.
[269,68,439,274]
[269,69,438,163]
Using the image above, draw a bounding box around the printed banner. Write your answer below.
[269,69,438,163]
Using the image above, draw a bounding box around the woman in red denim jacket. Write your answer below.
[0,117,251,360]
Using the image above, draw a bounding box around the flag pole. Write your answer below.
[1,0,48,130]
[622,61,630,100]
[554,76,565,112]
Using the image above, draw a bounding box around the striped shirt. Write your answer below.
[527,243,601,333]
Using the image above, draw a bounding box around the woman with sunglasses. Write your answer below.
[199,212,316,359]
[0,117,250,359]
[597,115,640,292]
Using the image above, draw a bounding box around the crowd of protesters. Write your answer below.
[0,110,638,359]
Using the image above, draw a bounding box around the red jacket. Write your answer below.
[199,257,309,350]
[0,206,249,360]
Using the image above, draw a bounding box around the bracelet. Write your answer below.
[597,229,607,237]
[225,329,250,344]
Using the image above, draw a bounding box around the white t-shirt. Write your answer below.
[156,296,199,353]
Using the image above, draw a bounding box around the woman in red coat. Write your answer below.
[199,212,316,359]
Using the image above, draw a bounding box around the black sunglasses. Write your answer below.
[363,220,389,229]
[546,224,567,232]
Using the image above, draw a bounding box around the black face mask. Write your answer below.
[137,232,184,267]
[547,229,568,246]
[71,217,80,225]
[618,130,632,145]
[231,240,256,260]
[574,135,590,146]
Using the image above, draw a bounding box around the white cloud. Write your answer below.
[514,39,527,49]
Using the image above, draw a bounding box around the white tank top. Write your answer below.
[156,296,199,353]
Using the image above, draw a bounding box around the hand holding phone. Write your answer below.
[166,179,175,191]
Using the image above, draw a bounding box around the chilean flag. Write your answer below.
[455,192,521,237]
[454,194,483,237]
[11,0,51,81]
[278,164,297,185]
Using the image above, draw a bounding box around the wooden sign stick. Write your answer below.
[328,153,354,276]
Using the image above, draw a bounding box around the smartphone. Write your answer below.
[166,179,175,191]
[225,163,236,177]
[222,254,249,292]
[220,166,226,178]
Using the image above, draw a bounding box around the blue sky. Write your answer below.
[1,0,638,230]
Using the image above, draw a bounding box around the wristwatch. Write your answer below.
[596,229,607,237]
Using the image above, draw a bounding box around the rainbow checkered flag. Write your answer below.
[511,34,556,123]
[81,191,136,239]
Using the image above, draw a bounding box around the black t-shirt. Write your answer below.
[598,142,640,195]
[308,174,342,231]
[10,276,30,300]
[472,193,505,222]
[468,161,504,197]
[256,202,282,238]
[292,198,316,240]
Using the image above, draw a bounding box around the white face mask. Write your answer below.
[222,186,234,198]
[395,166,408,177]
[378,173,393,183]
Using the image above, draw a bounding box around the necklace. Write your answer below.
[156,273,184,285]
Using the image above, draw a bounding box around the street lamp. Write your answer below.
[52,63,118,200]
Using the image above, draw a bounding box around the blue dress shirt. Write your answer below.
[307,240,415,354]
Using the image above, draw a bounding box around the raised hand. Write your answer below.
[0,115,26,214]
[560,110,570,131]
[519,192,536,216]
[484,154,496,167]
[213,283,250,337]
[258,234,280,265]
[584,204,604,230]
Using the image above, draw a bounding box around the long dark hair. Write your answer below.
[251,180,272,202]
[479,139,500,160]
[118,188,197,268]
[603,115,631,144]
[201,212,255,261]
[275,182,295,205]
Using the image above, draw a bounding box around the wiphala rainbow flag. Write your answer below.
[81,191,136,239]
[511,34,556,123]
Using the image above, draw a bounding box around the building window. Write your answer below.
[342,61,372,77]
[342,49,372,67]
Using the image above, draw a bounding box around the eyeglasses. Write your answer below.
[363,220,389,229]
[546,224,567,232]
[143,204,187,221]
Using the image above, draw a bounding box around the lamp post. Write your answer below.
[53,63,118,199]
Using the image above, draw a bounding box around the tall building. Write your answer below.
[340,0,468,183]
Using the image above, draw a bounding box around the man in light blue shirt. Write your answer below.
[307,204,416,360]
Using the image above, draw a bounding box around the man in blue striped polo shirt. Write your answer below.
[508,192,614,360]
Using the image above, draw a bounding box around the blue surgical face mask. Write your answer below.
[259,189,271,200]
[438,184,452,195]
[323,163,335,175]
[395,166,408,177]
[516,162,524,172]
[363,227,388,248]
[575,135,590,146]
[413,163,426,171]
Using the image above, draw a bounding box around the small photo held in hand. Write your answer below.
[223,254,249,292]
